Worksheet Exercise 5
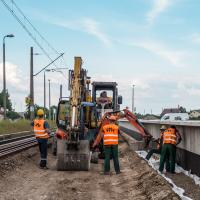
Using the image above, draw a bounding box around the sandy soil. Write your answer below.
[167,172,200,200]
[0,140,181,200]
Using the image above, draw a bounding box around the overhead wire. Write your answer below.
[11,0,60,55]
[10,0,68,66]
[0,0,62,68]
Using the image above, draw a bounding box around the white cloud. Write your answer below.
[92,72,200,113]
[92,73,160,111]
[147,0,172,23]
[82,18,111,46]
[130,40,186,67]
[0,62,69,112]
[0,62,27,92]
[0,62,29,111]
[189,33,200,44]
[53,18,111,47]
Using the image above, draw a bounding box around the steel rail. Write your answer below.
[0,136,37,158]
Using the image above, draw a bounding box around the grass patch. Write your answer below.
[0,119,56,135]
[0,120,31,135]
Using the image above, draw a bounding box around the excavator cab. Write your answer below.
[92,82,122,118]
[56,98,70,130]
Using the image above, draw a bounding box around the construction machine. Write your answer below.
[92,108,152,149]
[55,56,152,171]
[56,57,94,170]
[55,57,124,171]
[92,82,122,118]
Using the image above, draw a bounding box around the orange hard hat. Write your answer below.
[109,115,116,121]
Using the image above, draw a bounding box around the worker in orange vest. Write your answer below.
[102,115,120,175]
[31,109,50,169]
[159,125,182,173]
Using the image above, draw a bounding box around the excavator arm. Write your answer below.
[92,108,152,148]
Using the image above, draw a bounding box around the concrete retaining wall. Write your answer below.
[119,120,200,176]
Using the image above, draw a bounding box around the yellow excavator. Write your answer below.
[54,56,152,171]
[54,57,124,170]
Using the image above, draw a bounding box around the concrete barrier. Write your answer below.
[119,120,200,176]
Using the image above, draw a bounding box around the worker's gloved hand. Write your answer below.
[151,138,158,143]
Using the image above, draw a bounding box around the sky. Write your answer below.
[0,0,200,114]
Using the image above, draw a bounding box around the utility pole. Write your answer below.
[60,84,62,99]
[3,38,6,119]
[48,79,51,120]
[132,84,135,113]
[3,34,14,119]
[30,47,34,120]
[44,70,46,118]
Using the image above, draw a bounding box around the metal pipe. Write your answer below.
[72,106,76,128]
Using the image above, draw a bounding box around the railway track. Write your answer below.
[0,136,37,158]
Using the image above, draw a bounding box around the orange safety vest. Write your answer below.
[163,128,176,145]
[34,119,49,139]
[103,124,119,146]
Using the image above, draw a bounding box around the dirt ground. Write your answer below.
[0,140,182,200]
[167,172,200,200]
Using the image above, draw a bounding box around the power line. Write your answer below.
[11,0,60,55]
[11,0,68,66]
[0,0,59,67]
[34,53,64,76]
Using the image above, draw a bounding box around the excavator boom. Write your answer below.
[92,108,152,148]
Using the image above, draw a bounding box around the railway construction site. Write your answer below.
[0,130,199,200]
[0,134,181,200]
[0,57,200,200]
[1,1,200,200]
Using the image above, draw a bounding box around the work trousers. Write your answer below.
[104,145,120,173]
[37,138,48,167]
[146,148,161,160]
[159,144,176,173]
[146,147,170,171]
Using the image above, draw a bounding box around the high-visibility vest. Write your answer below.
[34,119,49,139]
[103,124,119,145]
[163,128,176,145]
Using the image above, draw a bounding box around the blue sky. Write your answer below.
[0,0,200,114]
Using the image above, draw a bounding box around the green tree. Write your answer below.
[7,111,21,120]
[24,101,57,120]
[179,106,187,113]
[0,90,12,111]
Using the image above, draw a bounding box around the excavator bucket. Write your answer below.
[56,139,91,171]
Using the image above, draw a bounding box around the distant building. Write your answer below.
[189,110,200,118]
[143,114,159,120]
[161,108,181,117]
